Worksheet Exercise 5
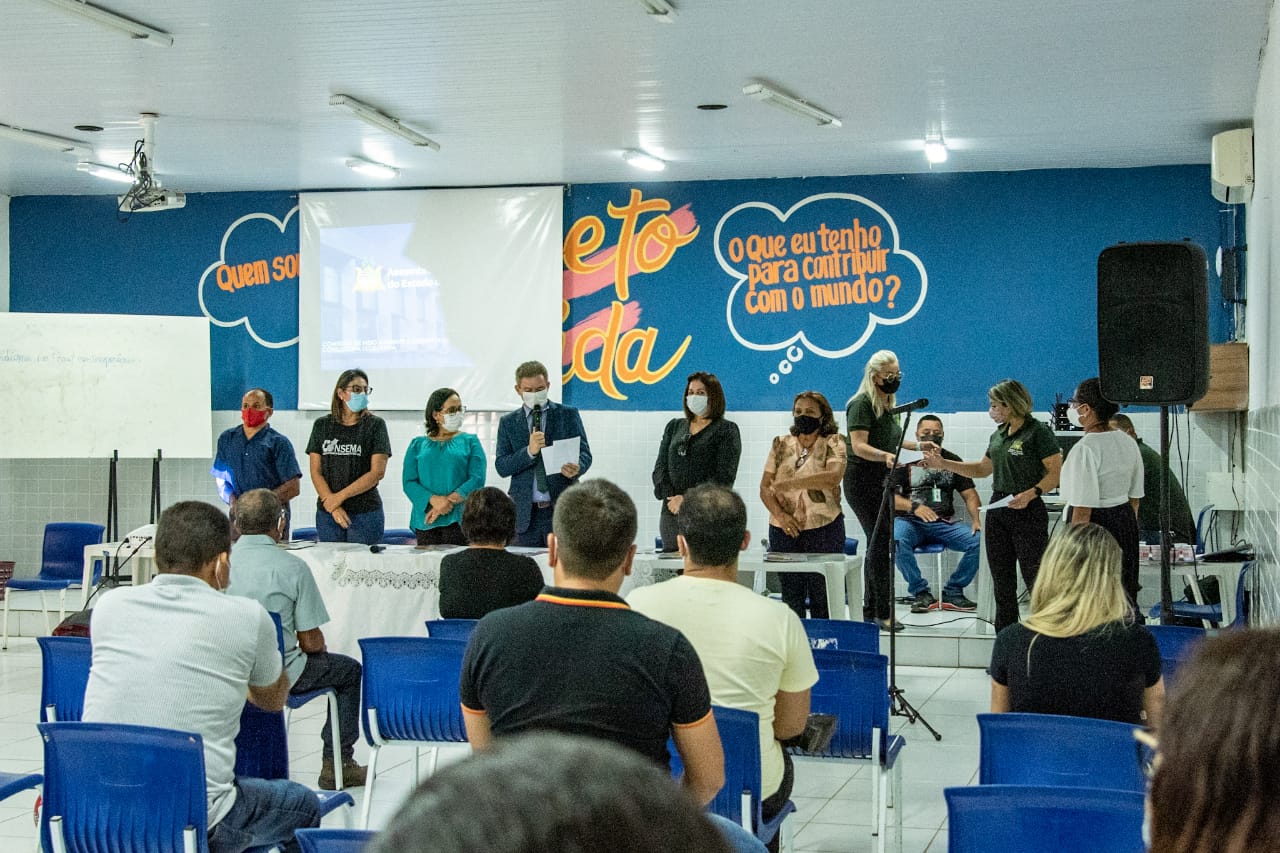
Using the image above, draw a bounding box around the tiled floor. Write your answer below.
[0,637,991,853]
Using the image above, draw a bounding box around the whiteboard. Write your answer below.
[0,313,212,458]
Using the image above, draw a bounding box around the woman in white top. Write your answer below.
[1059,377,1144,615]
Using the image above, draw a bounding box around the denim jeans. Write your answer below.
[893,516,981,596]
[291,651,363,762]
[207,777,320,853]
[315,506,385,545]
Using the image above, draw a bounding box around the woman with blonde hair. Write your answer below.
[843,349,909,631]
[988,522,1163,726]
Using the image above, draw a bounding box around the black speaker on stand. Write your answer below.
[1097,240,1210,622]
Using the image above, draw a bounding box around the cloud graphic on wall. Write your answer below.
[197,207,300,349]
[715,193,927,359]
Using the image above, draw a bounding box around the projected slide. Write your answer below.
[299,187,564,411]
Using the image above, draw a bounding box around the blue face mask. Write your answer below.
[347,392,369,412]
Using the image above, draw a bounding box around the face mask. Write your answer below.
[522,389,549,408]
[1067,405,1083,428]
[241,408,268,428]
[686,394,709,416]
[793,414,821,434]
[347,392,369,412]
[443,412,465,432]
[876,376,902,394]
[989,405,1006,425]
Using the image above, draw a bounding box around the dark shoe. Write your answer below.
[939,593,977,612]
[319,758,368,790]
[910,590,937,614]
[877,618,905,633]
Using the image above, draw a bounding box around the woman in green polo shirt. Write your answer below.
[924,379,1061,632]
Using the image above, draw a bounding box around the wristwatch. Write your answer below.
[910,500,921,514]
[1032,486,1043,497]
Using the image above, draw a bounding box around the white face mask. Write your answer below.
[443,412,465,432]
[1067,405,1083,429]
[989,404,1006,425]
[686,394,709,416]
[522,389,549,408]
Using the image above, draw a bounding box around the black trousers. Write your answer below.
[658,503,680,552]
[759,750,795,853]
[291,651,363,761]
[844,462,894,620]
[1082,502,1142,616]
[985,498,1049,632]
[768,516,844,619]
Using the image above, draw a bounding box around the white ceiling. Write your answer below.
[0,0,1271,197]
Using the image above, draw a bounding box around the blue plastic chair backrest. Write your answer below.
[945,785,1145,853]
[42,522,106,582]
[425,619,479,641]
[295,828,378,853]
[1145,625,1205,688]
[843,537,858,556]
[381,528,417,545]
[267,611,287,653]
[1195,505,1215,553]
[802,618,878,653]
[976,713,1145,792]
[38,721,210,853]
[293,527,319,542]
[37,636,92,722]
[708,705,764,831]
[1233,561,1253,627]
[359,637,469,744]
[808,649,889,759]
[234,700,291,781]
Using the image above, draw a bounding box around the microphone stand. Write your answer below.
[868,406,942,740]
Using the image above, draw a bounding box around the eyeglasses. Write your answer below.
[676,437,689,457]
[879,372,903,381]
[442,405,467,415]
[1133,728,1160,780]
[345,385,372,395]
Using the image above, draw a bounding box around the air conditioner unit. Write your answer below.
[1211,128,1253,204]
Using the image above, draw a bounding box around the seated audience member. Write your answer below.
[629,484,816,850]
[1109,413,1197,546]
[989,522,1164,726]
[458,479,725,806]
[227,489,366,789]
[369,732,745,853]
[83,501,320,853]
[1144,629,1280,853]
[894,415,982,613]
[438,487,545,619]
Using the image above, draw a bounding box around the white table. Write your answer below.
[80,542,156,609]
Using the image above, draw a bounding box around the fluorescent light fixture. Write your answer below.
[329,94,440,151]
[346,157,399,180]
[637,0,677,21]
[77,161,135,183]
[742,83,842,128]
[0,122,90,155]
[622,149,666,172]
[36,0,173,46]
[924,135,948,164]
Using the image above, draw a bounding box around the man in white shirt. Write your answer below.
[629,484,818,847]
[83,501,320,853]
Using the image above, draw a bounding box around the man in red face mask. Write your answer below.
[212,388,303,537]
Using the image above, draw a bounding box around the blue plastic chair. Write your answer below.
[1195,504,1215,553]
[234,701,355,824]
[1145,624,1206,689]
[381,528,416,545]
[268,613,347,791]
[945,785,1146,853]
[293,527,319,542]
[843,537,859,556]
[912,542,946,594]
[37,635,92,721]
[295,828,377,853]
[38,721,211,853]
[802,618,879,653]
[710,705,797,849]
[1150,560,1252,628]
[0,770,42,849]
[358,636,470,828]
[976,713,1146,792]
[796,649,904,853]
[424,618,479,641]
[3,522,105,648]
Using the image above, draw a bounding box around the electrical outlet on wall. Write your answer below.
[1204,472,1246,511]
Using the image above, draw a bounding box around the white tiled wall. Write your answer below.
[1245,406,1279,626]
[0,405,1241,581]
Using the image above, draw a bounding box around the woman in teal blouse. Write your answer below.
[403,387,487,546]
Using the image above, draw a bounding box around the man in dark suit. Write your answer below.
[495,360,593,547]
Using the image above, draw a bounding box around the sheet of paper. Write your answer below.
[896,448,924,465]
[541,436,581,473]
[979,494,1014,513]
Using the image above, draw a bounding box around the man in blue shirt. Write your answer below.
[212,388,302,535]
[227,488,365,790]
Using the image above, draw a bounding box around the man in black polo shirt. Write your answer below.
[459,478,725,806]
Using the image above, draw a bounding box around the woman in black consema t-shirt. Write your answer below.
[988,522,1164,726]
[652,372,742,552]
[305,368,393,544]
[925,379,1061,632]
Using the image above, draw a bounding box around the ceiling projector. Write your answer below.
[118,187,187,213]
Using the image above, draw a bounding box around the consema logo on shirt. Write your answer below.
[322,439,363,456]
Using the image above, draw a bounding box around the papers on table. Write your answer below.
[541,436,581,473]
[979,494,1015,513]
[896,448,924,466]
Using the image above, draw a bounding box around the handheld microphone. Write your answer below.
[889,398,929,415]
[531,404,542,432]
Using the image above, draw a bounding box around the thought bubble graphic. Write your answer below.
[198,207,300,349]
[715,193,927,359]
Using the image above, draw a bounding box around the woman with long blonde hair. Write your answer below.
[988,522,1164,726]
